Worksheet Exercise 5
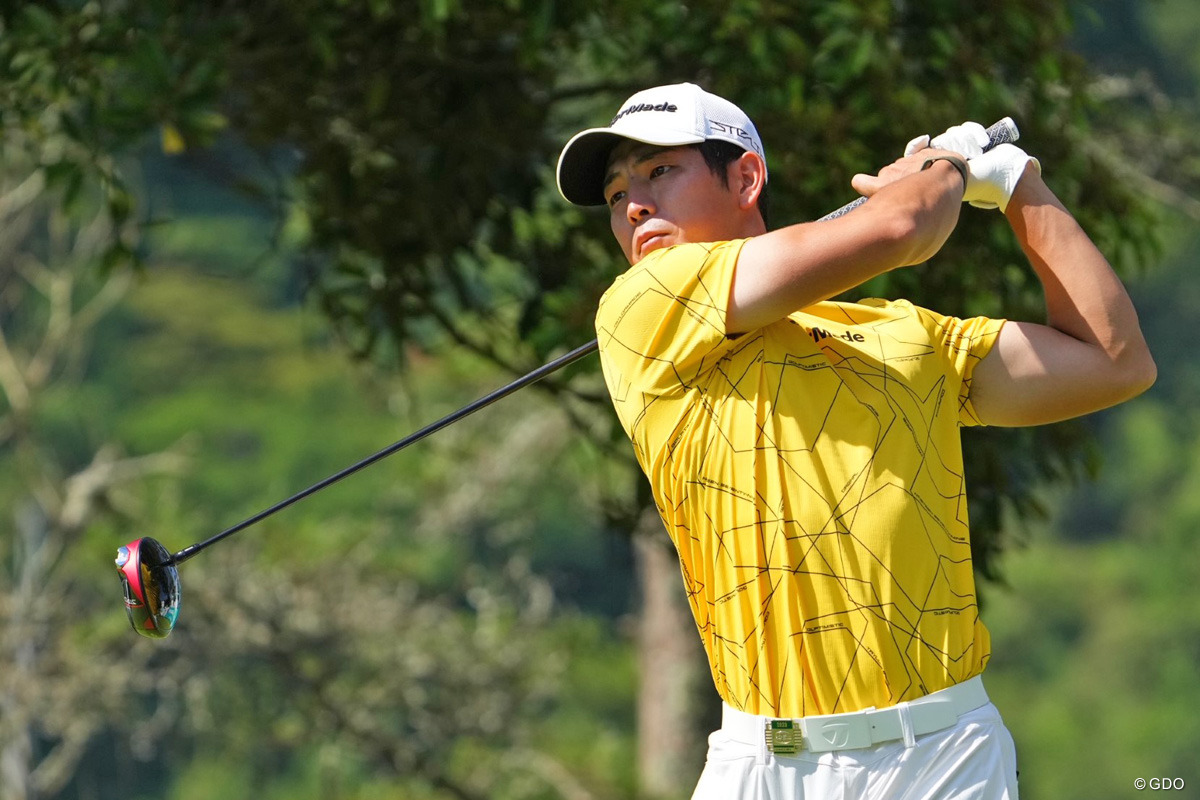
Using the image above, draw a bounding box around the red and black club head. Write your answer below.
[115,537,181,639]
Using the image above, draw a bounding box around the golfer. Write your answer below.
[556,83,1155,798]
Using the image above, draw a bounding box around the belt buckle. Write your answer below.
[764,719,802,755]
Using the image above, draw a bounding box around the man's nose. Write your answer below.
[626,185,655,224]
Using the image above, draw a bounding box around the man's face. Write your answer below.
[603,141,744,264]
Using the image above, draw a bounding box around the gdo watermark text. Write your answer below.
[1135,778,1185,791]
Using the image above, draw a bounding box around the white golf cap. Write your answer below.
[556,82,767,206]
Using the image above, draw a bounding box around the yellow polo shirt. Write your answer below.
[595,240,1006,717]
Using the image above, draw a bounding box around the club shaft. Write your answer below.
[172,339,599,564]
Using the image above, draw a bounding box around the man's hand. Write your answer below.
[905,121,990,159]
[850,147,966,197]
[964,144,1041,212]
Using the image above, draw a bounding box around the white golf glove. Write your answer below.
[904,121,990,159]
[963,143,1041,212]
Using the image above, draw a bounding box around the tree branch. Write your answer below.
[57,444,190,535]
[0,171,46,223]
[0,323,33,421]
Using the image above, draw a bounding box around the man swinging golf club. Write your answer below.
[556,82,1155,798]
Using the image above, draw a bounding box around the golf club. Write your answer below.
[115,339,598,638]
[117,118,1018,639]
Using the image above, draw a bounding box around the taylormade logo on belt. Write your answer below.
[611,101,678,124]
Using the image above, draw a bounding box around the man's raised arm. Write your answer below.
[970,161,1157,426]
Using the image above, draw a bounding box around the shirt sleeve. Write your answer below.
[594,240,746,395]
[912,305,1006,427]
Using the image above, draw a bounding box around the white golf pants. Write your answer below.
[692,702,1019,799]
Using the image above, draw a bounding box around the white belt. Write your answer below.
[722,677,990,754]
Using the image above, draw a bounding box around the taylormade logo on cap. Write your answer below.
[556,82,768,206]
[611,101,679,124]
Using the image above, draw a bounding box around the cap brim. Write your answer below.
[556,127,704,207]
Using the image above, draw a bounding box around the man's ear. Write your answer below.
[732,151,767,211]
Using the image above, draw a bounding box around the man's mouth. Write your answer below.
[635,231,670,258]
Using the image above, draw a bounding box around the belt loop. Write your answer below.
[897,702,917,748]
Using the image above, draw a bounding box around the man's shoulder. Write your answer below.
[594,240,749,389]
[618,239,746,278]
[597,240,748,314]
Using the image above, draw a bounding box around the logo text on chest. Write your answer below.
[808,326,865,344]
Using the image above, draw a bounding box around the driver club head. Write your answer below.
[115,537,181,639]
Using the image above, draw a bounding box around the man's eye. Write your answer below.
[650,165,670,178]
[607,190,626,208]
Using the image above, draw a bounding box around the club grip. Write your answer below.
[818,117,1019,221]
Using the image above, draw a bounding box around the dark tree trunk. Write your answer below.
[634,506,719,799]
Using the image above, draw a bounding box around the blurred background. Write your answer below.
[1,1,1198,798]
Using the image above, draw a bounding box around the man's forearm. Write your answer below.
[727,155,963,334]
[1004,165,1156,388]
[1005,167,1152,367]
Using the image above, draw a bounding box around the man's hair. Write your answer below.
[695,140,771,229]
